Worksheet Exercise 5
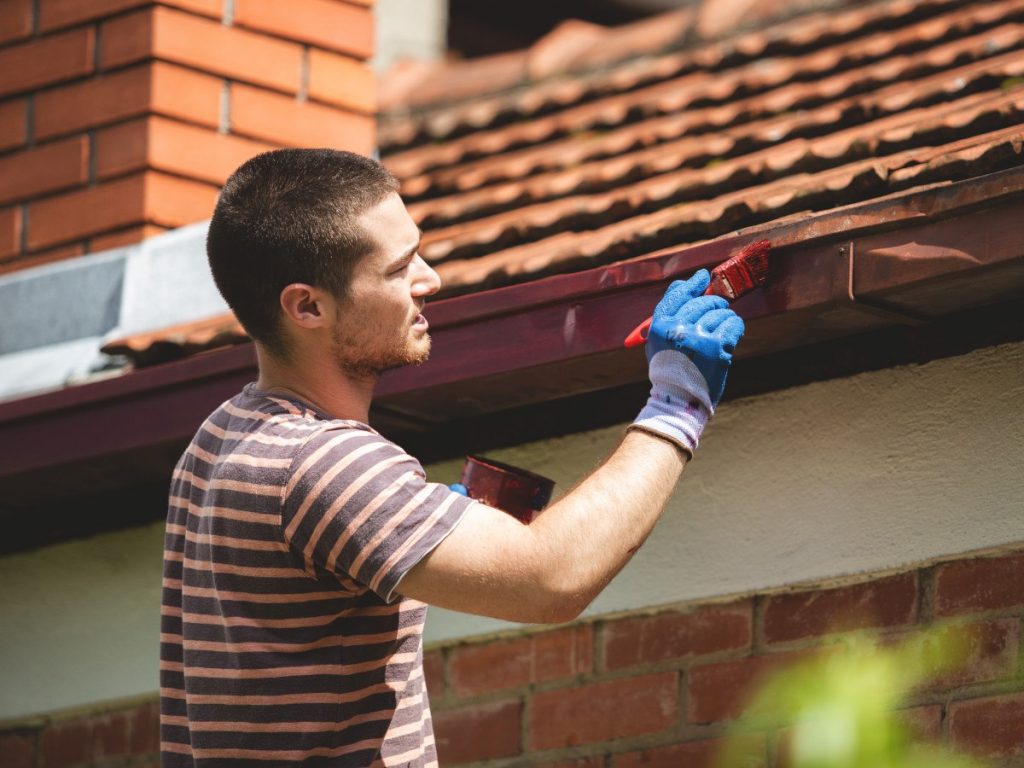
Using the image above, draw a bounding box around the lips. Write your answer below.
[412,314,429,331]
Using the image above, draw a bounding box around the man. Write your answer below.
[160,149,744,766]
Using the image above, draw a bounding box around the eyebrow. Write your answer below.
[391,230,423,268]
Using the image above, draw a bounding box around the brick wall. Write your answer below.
[0,0,376,276]
[2,548,1020,767]
[424,550,1023,767]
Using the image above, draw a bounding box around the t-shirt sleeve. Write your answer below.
[281,425,474,602]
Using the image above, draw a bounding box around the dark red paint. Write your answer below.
[459,455,555,523]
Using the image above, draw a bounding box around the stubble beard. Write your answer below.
[331,323,431,379]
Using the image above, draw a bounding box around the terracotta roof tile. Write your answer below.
[110,0,1024,365]
[385,3,1024,184]
[416,88,1024,264]
[378,52,529,116]
[378,10,696,116]
[101,313,246,366]
[408,56,1024,230]
[379,0,998,152]
[555,10,695,73]
[429,126,1023,294]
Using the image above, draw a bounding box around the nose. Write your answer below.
[411,254,442,297]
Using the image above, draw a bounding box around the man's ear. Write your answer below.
[279,283,329,329]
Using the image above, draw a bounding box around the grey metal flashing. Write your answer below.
[0,250,126,356]
[0,220,225,401]
[115,220,227,337]
[0,337,111,403]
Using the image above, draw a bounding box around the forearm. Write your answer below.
[524,268,745,614]
[528,429,687,614]
[397,270,742,625]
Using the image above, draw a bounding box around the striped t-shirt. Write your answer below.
[160,384,474,767]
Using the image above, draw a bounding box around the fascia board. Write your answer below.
[0,167,1022,488]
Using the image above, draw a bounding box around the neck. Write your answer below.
[253,344,377,423]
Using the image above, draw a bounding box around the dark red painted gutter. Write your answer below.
[1,167,1022,506]
[374,167,1024,420]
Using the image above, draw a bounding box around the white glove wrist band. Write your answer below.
[629,350,714,457]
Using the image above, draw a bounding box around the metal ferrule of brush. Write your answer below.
[706,271,738,300]
[706,258,755,299]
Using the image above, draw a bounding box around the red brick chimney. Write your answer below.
[0,0,376,275]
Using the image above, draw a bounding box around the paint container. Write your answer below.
[459,455,555,524]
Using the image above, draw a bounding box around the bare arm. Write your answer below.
[397,270,743,624]
[397,430,685,624]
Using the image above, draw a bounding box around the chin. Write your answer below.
[404,341,432,368]
[409,331,431,359]
[377,337,432,373]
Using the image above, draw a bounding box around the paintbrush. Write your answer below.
[623,239,771,348]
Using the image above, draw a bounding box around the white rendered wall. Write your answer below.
[1,341,1022,720]
[422,340,1024,643]
[0,524,164,721]
[373,0,448,73]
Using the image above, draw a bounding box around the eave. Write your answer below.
[0,167,1022,510]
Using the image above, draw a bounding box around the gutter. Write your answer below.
[0,167,1022,507]
[375,166,1024,420]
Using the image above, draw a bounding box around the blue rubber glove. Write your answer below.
[449,483,468,496]
[630,270,745,455]
[647,269,745,405]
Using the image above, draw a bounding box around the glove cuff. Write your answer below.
[631,351,714,455]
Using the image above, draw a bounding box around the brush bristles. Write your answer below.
[730,239,771,283]
[708,239,771,300]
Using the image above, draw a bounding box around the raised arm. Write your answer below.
[397,269,745,623]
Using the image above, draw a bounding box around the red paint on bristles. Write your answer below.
[704,239,771,300]
[623,239,772,348]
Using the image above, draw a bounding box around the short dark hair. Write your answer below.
[207,148,400,356]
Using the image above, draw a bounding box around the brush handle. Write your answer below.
[624,240,769,348]
[623,284,718,348]
[623,317,653,348]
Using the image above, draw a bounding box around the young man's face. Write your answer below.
[330,192,442,378]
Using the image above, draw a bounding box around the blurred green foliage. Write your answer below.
[717,622,988,768]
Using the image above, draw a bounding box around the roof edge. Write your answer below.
[0,167,1021,488]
